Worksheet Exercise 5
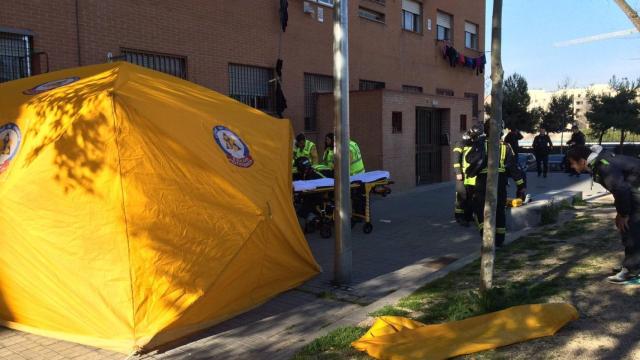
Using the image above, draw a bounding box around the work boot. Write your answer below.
[607,267,637,284]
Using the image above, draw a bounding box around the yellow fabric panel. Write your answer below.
[0,62,320,353]
[352,303,578,360]
[0,66,135,350]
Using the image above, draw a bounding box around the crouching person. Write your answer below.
[568,145,640,283]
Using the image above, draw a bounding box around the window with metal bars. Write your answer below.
[402,85,423,93]
[392,112,403,134]
[359,79,386,91]
[304,73,334,132]
[122,48,187,79]
[436,88,454,97]
[0,31,32,83]
[229,63,276,114]
[460,114,467,132]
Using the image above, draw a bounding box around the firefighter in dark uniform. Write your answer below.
[568,145,640,283]
[453,126,482,226]
[466,121,526,247]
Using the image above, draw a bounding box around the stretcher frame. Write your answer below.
[294,178,393,238]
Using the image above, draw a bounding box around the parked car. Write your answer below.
[548,154,565,172]
[518,153,537,172]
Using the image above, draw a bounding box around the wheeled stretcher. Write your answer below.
[293,171,393,238]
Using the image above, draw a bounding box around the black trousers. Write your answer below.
[299,193,323,219]
[455,181,475,223]
[536,154,549,176]
[474,173,508,246]
[622,191,640,272]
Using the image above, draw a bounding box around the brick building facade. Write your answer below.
[1,0,485,188]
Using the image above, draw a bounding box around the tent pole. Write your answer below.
[333,0,352,284]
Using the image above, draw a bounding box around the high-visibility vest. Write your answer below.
[480,142,508,174]
[323,148,334,166]
[349,140,365,175]
[293,140,315,161]
[462,146,477,186]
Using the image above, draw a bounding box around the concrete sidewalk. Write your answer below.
[0,173,605,360]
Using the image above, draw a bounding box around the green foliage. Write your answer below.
[587,76,640,146]
[368,305,410,318]
[503,74,536,132]
[542,92,574,133]
[293,326,368,360]
[486,73,539,132]
[540,199,572,225]
[530,106,546,131]
[416,280,562,324]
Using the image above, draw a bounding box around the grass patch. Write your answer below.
[553,216,594,239]
[368,305,410,318]
[415,279,564,324]
[573,198,588,206]
[540,202,561,225]
[293,326,368,360]
[317,291,337,301]
[297,207,612,359]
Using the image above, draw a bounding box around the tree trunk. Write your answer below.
[481,0,503,294]
[620,129,626,154]
[598,130,604,145]
[614,0,640,31]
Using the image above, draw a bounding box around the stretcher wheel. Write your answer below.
[320,225,332,239]
[363,222,373,234]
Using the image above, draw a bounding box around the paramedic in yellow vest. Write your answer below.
[293,133,318,165]
[313,133,365,176]
[349,139,365,176]
[453,126,480,226]
[466,121,526,247]
[313,133,335,177]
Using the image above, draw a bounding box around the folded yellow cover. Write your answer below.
[353,303,578,360]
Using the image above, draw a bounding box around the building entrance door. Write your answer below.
[415,107,443,185]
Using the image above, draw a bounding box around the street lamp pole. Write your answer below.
[332,0,352,284]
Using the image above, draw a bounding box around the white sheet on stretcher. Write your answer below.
[293,170,391,192]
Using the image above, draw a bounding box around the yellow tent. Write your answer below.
[0,62,320,353]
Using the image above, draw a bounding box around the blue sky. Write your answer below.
[484,0,640,92]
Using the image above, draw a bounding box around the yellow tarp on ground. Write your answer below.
[353,303,578,360]
[0,62,320,353]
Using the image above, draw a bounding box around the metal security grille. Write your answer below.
[359,79,386,91]
[415,107,443,185]
[436,88,455,97]
[402,85,423,93]
[122,49,187,79]
[304,73,334,131]
[0,32,32,83]
[229,63,275,113]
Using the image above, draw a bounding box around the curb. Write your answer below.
[278,191,586,359]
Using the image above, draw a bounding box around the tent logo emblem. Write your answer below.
[23,77,80,95]
[213,126,254,168]
[0,123,21,174]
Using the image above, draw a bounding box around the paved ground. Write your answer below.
[0,172,606,359]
